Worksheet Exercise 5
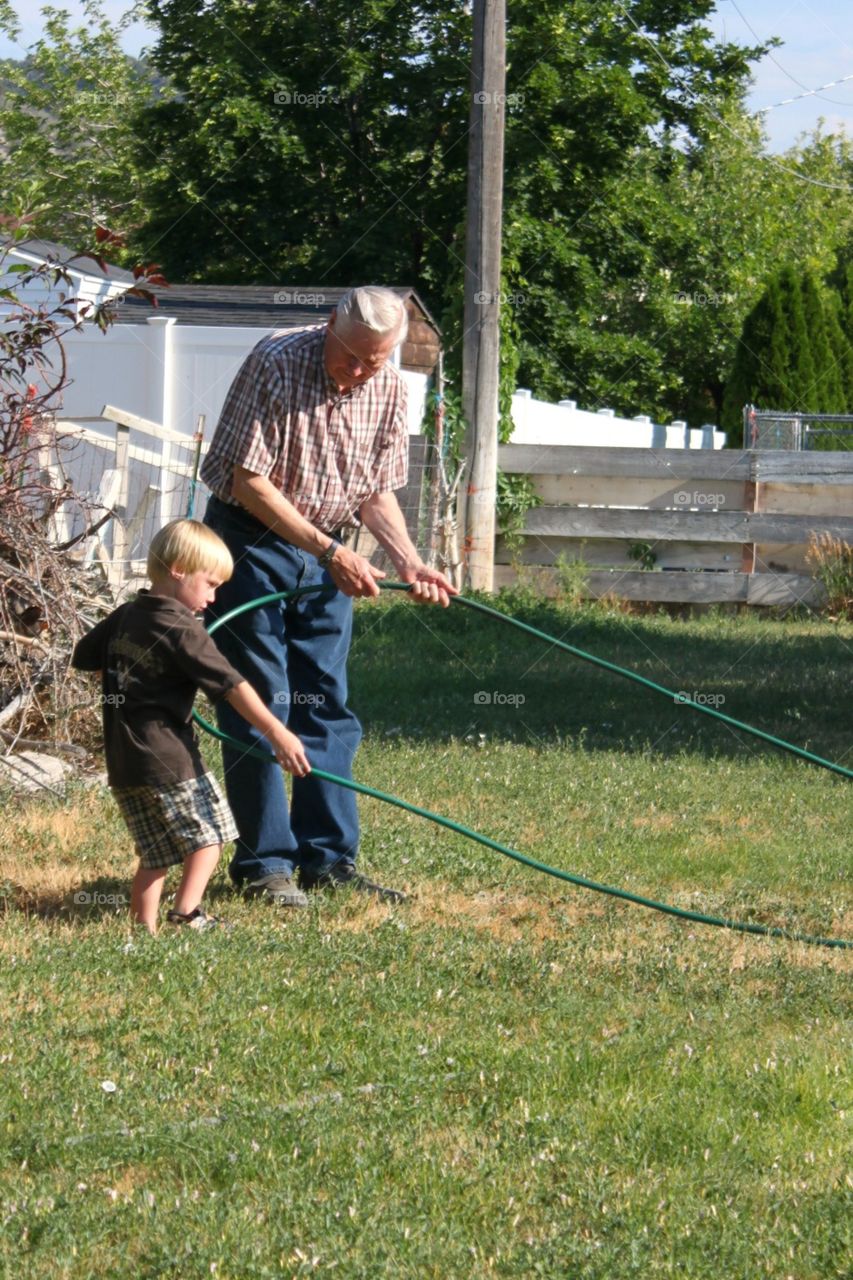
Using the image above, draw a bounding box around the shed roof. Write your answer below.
[5,238,135,284]
[116,284,440,335]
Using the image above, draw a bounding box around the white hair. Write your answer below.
[334,286,408,344]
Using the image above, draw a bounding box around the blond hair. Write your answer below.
[147,519,233,584]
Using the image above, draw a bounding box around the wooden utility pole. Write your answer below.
[460,0,506,591]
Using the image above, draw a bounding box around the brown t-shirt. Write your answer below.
[72,590,243,788]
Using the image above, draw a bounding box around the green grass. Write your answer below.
[1,596,850,1278]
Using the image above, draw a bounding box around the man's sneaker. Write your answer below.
[302,863,407,903]
[241,874,309,908]
[166,907,229,930]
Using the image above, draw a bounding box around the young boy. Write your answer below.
[72,519,310,933]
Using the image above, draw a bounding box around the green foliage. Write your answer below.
[723,264,853,440]
[807,532,853,619]
[495,469,541,558]
[132,0,787,428]
[627,541,658,570]
[553,547,591,605]
[0,1,163,250]
[135,0,470,289]
[6,0,853,439]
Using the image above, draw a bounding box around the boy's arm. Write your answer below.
[71,616,111,671]
[224,681,311,776]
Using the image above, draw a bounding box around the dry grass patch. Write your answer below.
[418,1124,492,1172]
[328,882,604,944]
[631,811,678,832]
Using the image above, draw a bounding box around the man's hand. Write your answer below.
[327,545,386,598]
[400,563,459,608]
[358,491,458,606]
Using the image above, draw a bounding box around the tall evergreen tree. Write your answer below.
[827,237,853,409]
[800,272,844,414]
[723,266,853,440]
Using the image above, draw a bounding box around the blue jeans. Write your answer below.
[203,496,361,885]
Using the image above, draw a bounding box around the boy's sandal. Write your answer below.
[166,906,230,930]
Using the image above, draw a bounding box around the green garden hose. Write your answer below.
[195,584,851,950]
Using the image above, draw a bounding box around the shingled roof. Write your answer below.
[118,283,431,326]
[5,238,135,284]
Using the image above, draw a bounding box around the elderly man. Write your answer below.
[201,286,456,905]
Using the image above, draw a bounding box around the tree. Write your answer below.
[630,117,851,427]
[722,265,852,438]
[0,1,163,252]
[135,0,470,289]
[9,1,849,437]
[827,233,853,409]
[134,3,762,289]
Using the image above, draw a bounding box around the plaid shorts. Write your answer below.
[112,773,239,870]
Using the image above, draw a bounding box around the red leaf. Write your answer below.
[75,253,109,273]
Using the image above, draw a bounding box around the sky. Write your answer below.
[0,0,850,153]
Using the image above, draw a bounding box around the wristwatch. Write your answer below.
[318,537,341,570]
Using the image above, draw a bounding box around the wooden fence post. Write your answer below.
[112,421,130,589]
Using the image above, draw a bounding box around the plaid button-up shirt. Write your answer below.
[201,326,409,533]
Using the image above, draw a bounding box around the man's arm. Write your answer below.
[359,490,458,607]
[231,466,385,599]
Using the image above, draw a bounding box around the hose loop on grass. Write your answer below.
[195,584,851,951]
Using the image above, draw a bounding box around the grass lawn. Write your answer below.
[1,595,851,1279]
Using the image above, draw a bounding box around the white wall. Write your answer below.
[60,319,430,438]
[510,390,726,449]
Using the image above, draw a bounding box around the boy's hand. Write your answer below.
[267,724,311,776]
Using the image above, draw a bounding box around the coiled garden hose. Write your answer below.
[195,583,851,950]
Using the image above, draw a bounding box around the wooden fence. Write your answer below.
[50,405,428,591]
[50,404,205,589]
[46,413,853,607]
[495,444,853,606]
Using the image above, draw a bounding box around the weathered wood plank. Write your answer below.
[753,451,853,483]
[584,571,748,603]
[495,536,737,571]
[523,506,853,544]
[746,574,825,606]
[498,443,853,483]
[762,483,853,516]
[99,405,198,447]
[494,566,825,606]
[498,444,751,480]
[55,424,198,478]
[530,474,746,510]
